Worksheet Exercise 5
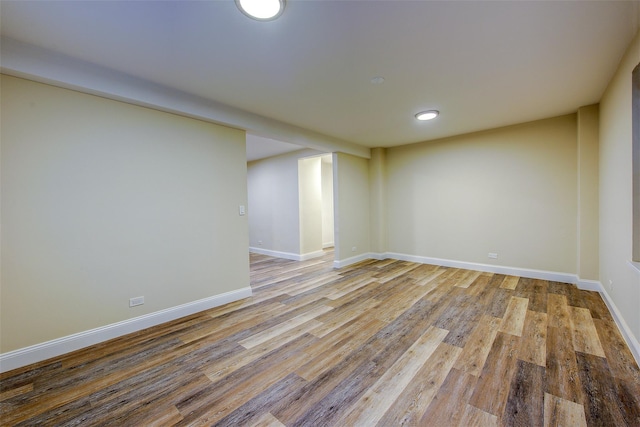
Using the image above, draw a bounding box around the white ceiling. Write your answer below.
[246,134,304,161]
[1,1,639,158]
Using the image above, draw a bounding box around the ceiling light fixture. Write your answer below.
[236,0,285,21]
[415,110,439,121]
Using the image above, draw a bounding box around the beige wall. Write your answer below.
[386,115,578,273]
[321,155,335,247]
[1,75,249,352]
[298,156,323,255]
[577,104,600,280]
[333,152,371,262]
[369,147,388,254]
[599,29,640,342]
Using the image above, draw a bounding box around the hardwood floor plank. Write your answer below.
[296,317,386,381]
[503,359,546,427]
[455,270,483,289]
[500,275,520,290]
[543,393,587,427]
[593,318,640,386]
[253,412,287,427]
[568,306,606,358]
[335,326,448,426]
[433,293,484,347]
[575,351,628,426]
[211,373,307,427]
[275,298,437,426]
[498,296,529,336]
[377,342,462,426]
[546,325,584,404]
[238,305,332,349]
[453,314,502,377]
[3,249,639,426]
[518,310,548,367]
[515,277,548,313]
[420,368,478,427]
[458,404,498,427]
[0,382,33,402]
[547,293,571,329]
[469,332,521,417]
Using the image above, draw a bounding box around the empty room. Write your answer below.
[1,1,640,425]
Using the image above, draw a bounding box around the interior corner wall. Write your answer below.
[599,28,640,343]
[386,115,578,274]
[333,152,371,262]
[247,148,323,257]
[369,147,388,255]
[321,154,335,248]
[0,75,249,353]
[577,104,600,281]
[298,156,323,256]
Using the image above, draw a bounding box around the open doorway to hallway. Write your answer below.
[246,134,335,262]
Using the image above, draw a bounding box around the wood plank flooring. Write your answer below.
[2,250,640,426]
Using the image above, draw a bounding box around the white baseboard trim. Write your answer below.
[249,247,324,261]
[385,252,579,283]
[249,247,300,261]
[300,250,326,261]
[0,287,252,374]
[322,242,335,249]
[334,252,380,268]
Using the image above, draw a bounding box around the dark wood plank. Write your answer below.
[503,359,546,427]
[575,352,628,426]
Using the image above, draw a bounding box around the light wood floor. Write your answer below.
[2,250,640,426]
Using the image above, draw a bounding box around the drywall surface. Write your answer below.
[599,29,640,342]
[333,152,371,261]
[299,156,323,255]
[386,114,578,273]
[1,75,249,352]
[577,104,600,281]
[321,155,335,248]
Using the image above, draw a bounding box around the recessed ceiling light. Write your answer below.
[415,110,439,121]
[370,76,385,84]
[236,0,285,21]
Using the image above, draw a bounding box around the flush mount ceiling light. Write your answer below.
[415,110,439,121]
[236,0,285,21]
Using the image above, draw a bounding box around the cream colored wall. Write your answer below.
[321,155,335,247]
[577,105,600,280]
[333,152,371,261]
[369,147,388,255]
[298,156,323,255]
[0,75,249,353]
[599,29,640,342]
[386,115,578,273]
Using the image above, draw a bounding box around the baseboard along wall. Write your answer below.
[0,287,253,373]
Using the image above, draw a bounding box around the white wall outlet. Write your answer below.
[488,252,498,259]
[258,240,263,246]
[351,246,357,252]
[129,296,144,307]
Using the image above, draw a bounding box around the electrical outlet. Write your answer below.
[488,253,498,259]
[129,296,144,307]
[258,240,263,246]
